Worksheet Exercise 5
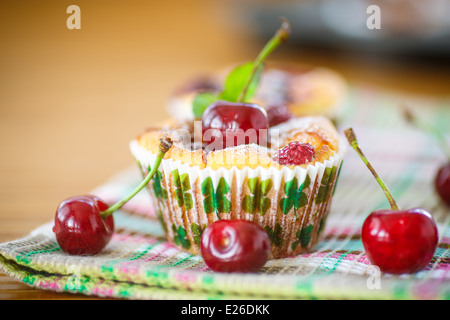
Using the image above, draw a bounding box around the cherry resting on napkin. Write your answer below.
[200,219,271,273]
[53,137,173,255]
[345,128,438,274]
[53,195,114,255]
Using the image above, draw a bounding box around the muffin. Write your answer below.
[130,114,346,259]
[167,62,347,123]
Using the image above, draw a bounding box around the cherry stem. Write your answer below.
[344,128,400,211]
[237,17,291,103]
[403,105,450,160]
[100,136,173,218]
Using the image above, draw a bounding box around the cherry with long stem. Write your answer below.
[54,136,173,255]
[344,127,438,274]
[201,19,290,150]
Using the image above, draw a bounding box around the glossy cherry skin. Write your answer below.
[361,208,438,274]
[202,101,269,150]
[435,162,450,206]
[53,195,114,255]
[266,104,292,127]
[200,220,271,273]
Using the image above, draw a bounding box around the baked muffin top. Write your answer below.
[135,115,339,170]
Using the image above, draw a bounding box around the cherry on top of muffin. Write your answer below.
[151,18,330,167]
[194,18,293,151]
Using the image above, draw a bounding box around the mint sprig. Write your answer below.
[192,18,291,119]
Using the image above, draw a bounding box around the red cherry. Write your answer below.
[362,208,438,274]
[50,137,174,256]
[53,195,114,255]
[435,162,450,206]
[274,141,315,165]
[202,101,269,150]
[266,104,292,127]
[200,220,271,273]
[345,128,439,274]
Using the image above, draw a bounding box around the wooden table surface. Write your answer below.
[1,0,449,300]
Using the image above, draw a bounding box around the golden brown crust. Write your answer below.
[278,116,339,152]
[135,115,339,169]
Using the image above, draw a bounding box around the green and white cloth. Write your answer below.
[0,86,449,299]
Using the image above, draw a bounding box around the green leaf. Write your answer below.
[242,178,272,216]
[191,223,201,235]
[201,177,214,195]
[298,192,308,209]
[191,62,264,119]
[280,197,294,215]
[174,188,184,207]
[216,177,230,195]
[266,223,284,247]
[279,176,310,217]
[216,195,231,214]
[260,179,273,196]
[315,166,337,204]
[215,178,231,214]
[291,224,313,250]
[172,169,181,187]
[242,195,255,214]
[183,193,193,211]
[201,177,215,214]
[284,177,298,197]
[259,197,271,216]
[201,177,231,214]
[219,62,263,103]
[299,224,314,248]
[247,177,259,194]
[303,174,311,189]
[150,167,168,201]
[191,223,207,246]
[172,170,193,211]
[180,173,190,190]
[191,19,290,118]
[180,174,193,211]
[172,225,191,250]
[193,91,219,118]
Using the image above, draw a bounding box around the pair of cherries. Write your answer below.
[201,127,441,274]
[53,193,271,272]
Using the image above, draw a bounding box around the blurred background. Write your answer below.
[0,0,449,259]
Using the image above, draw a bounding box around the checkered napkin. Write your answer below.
[1,86,449,300]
